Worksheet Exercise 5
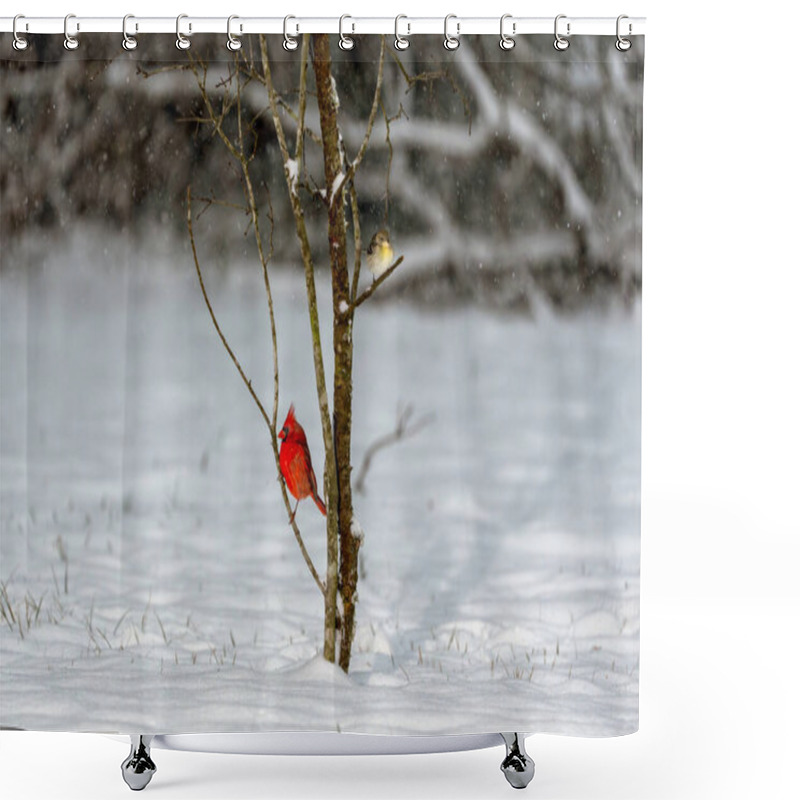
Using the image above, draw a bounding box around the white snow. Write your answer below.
[284,158,299,196]
[0,233,640,737]
[330,172,345,206]
[330,75,340,110]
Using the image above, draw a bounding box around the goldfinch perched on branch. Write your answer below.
[366,230,394,278]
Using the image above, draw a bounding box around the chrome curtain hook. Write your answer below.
[12,14,29,51]
[394,14,410,51]
[443,14,460,51]
[283,15,298,51]
[615,14,632,51]
[227,15,242,51]
[122,15,138,51]
[499,14,515,50]
[176,14,191,50]
[554,14,570,51]
[64,13,79,51]
[339,14,355,50]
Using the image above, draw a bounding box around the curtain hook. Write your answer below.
[122,14,138,51]
[499,14,515,51]
[615,14,632,51]
[64,13,79,51]
[554,14,570,51]
[339,14,355,50]
[12,14,29,51]
[443,14,460,51]
[394,14,410,51]
[176,14,191,51]
[283,15,298,51]
[227,15,242,51]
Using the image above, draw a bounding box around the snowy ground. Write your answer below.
[0,233,640,736]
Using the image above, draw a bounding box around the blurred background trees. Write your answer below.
[1,34,642,311]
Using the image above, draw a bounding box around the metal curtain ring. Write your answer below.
[554,14,570,51]
[12,14,29,51]
[443,14,460,51]
[394,14,410,51]
[615,14,632,51]
[499,14,515,50]
[176,14,191,50]
[122,14,137,51]
[283,15,298,51]
[227,15,242,51]
[339,14,355,50]
[64,13,79,51]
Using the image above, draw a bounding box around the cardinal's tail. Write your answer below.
[313,492,327,517]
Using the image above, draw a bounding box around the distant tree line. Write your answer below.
[1,34,643,311]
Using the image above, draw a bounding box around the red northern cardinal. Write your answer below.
[278,405,326,522]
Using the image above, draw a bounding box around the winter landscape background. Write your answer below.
[1,35,641,735]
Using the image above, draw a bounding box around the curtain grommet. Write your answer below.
[122,14,138,51]
[554,14,570,51]
[64,13,79,51]
[443,14,460,51]
[615,15,632,51]
[175,14,191,51]
[227,15,242,52]
[339,15,355,50]
[499,14,515,51]
[12,14,29,51]
[394,15,410,51]
[283,15,299,51]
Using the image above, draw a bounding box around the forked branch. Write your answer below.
[354,405,435,494]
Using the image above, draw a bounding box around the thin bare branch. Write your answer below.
[176,115,217,125]
[331,36,386,206]
[223,64,323,594]
[242,57,322,147]
[187,187,270,428]
[388,54,472,133]
[260,34,336,469]
[187,187,325,597]
[137,63,191,80]
[194,195,248,215]
[262,35,340,661]
[380,101,407,228]
[234,61,245,155]
[349,181,363,307]
[186,57,240,165]
[354,405,435,494]
[294,35,310,171]
[275,96,324,148]
[353,256,404,309]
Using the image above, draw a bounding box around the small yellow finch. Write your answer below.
[365,230,394,279]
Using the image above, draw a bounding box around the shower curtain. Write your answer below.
[1,26,643,739]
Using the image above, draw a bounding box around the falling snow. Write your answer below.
[1,235,640,736]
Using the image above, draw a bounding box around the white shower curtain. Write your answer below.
[1,23,642,740]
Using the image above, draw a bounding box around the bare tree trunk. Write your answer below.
[312,34,359,672]
[258,36,339,664]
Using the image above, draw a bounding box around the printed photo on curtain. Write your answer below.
[1,22,643,761]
